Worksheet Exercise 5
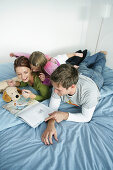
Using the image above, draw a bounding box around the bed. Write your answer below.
[0,62,113,170]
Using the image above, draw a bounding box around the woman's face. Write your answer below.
[16,66,31,82]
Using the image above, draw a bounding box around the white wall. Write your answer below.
[85,0,113,69]
[0,0,90,63]
[96,3,113,69]
[1,0,113,68]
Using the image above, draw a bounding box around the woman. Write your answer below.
[8,56,51,101]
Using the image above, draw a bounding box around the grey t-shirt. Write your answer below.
[52,74,100,109]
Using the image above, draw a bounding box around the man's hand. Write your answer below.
[45,111,69,123]
[41,120,58,145]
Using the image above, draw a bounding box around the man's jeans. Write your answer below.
[78,52,106,90]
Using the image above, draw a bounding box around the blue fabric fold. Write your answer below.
[0,63,113,170]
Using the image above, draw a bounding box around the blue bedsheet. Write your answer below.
[0,63,113,170]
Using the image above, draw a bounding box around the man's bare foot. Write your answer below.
[74,65,79,69]
[67,52,83,58]
[100,51,107,56]
[74,52,83,57]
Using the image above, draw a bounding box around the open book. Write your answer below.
[3,97,54,128]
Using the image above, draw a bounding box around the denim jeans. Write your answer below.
[78,52,106,89]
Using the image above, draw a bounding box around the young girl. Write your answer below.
[10,50,87,86]
[8,56,51,101]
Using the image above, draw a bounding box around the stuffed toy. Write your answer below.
[2,86,22,102]
[0,77,22,103]
[0,81,8,92]
[0,76,21,93]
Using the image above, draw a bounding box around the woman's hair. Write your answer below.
[50,64,78,89]
[14,56,31,71]
[29,51,47,71]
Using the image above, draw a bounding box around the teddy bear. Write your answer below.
[0,81,8,92]
[0,76,21,93]
[0,76,22,102]
[2,86,22,102]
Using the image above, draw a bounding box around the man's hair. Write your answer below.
[50,64,78,89]
[29,51,47,71]
[14,56,31,71]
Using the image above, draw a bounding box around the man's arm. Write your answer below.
[49,95,61,111]
[67,106,96,122]
[42,106,96,145]
[45,106,96,123]
[41,119,58,145]
[41,93,61,145]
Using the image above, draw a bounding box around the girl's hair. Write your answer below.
[50,64,78,89]
[14,56,31,71]
[29,51,47,71]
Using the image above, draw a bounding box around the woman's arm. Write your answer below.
[21,86,50,101]
[35,84,51,101]
[7,80,21,87]
[33,76,51,101]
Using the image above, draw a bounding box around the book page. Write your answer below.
[3,97,38,115]
[18,102,54,128]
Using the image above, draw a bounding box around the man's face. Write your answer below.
[52,81,75,96]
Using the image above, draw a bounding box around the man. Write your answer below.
[41,52,106,145]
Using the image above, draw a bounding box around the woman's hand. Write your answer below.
[7,80,16,86]
[39,73,46,82]
[41,120,58,145]
[22,89,36,99]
